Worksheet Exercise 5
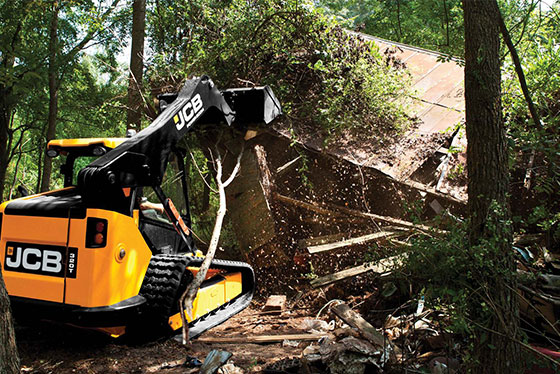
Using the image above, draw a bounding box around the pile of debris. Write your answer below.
[181,293,462,374]
[516,235,560,339]
[291,301,460,374]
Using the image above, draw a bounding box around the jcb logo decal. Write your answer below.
[4,242,77,278]
[173,93,204,131]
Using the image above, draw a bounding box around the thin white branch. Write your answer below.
[223,144,245,187]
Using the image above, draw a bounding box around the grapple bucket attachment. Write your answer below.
[221,86,282,126]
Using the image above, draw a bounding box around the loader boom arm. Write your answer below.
[77,76,281,214]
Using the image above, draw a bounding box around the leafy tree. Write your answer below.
[40,0,125,192]
[0,0,47,200]
[0,0,129,198]
[146,0,412,136]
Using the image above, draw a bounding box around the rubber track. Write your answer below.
[139,254,191,319]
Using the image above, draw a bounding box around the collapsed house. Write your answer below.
[213,35,560,341]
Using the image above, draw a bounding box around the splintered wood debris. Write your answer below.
[310,254,408,288]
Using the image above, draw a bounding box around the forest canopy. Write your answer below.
[0,0,413,200]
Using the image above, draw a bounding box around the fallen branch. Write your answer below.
[276,156,301,175]
[274,192,445,235]
[324,202,446,235]
[518,284,560,307]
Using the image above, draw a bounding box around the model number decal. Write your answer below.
[4,242,77,278]
[66,248,78,278]
[173,93,204,131]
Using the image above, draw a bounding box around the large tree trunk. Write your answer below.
[0,91,12,201]
[0,270,19,373]
[463,0,520,372]
[40,1,60,192]
[126,0,146,131]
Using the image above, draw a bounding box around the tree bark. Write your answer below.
[126,0,146,131]
[0,270,19,373]
[0,17,22,200]
[40,1,60,192]
[463,1,520,372]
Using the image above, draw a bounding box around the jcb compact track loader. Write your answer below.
[0,76,281,338]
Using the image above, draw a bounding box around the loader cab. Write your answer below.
[138,149,195,256]
[47,138,126,187]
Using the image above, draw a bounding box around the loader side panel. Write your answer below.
[0,215,69,303]
[64,209,152,308]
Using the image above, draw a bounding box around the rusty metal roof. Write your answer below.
[357,33,465,179]
[367,34,464,134]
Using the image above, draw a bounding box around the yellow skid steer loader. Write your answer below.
[0,76,281,338]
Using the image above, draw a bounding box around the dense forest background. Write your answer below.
[1,0,559,311]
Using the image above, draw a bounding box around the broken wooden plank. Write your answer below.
[310,253,407,288]
[263,295,287,313]
[254,144,274,199]
[276,156,302,175]
[298,233,347,249]
[307,230,401,254]
[324,202,446,235]
[388,239,413,247]
[275,192,445,234]
[399,179,466,205]
[196,333,328,344]
[331,303,400,355]
[200,350,233,374]
[273,193,343,217]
